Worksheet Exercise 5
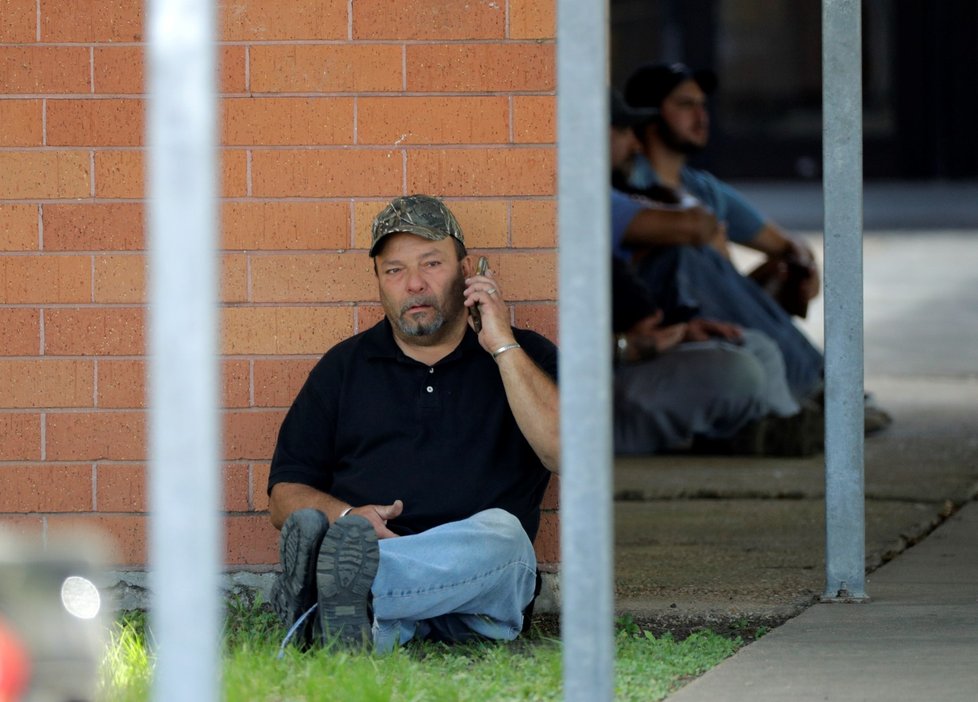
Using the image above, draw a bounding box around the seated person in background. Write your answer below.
[616,66,890,432]
[623,61,820,316]
[610,92,818,456]
[611,255,820,456]
[267,195,559,653]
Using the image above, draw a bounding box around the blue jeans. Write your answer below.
[636,245,824,400]
[370,508,538,652]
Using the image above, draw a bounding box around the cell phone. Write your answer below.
[469,256,489,333]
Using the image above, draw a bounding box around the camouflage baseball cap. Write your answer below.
[369,195,465,257]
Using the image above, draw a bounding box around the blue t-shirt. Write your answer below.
[628,155,766,245]
[611,188,647,260]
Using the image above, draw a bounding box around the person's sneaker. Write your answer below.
[270,508,329,648]
[316,514,379,649]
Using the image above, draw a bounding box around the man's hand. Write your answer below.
[749,224,821,309]
[463,257,560,472]
[783,238,820,301]
[268,483,406,537]
[624,311,686,361]
[684,318,743,343]
[624,200,724,250]
[463,259,519,355]
[348,499,404,539]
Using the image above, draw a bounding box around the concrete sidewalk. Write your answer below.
[667,502,978,702]
[614,373,978,635]
[611,226,978,698]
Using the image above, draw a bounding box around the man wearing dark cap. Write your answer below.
[266,195,559,652]
[616,62,891,433]
[610,87,724,262]
[609,90,814,455]
[619,62,825,402]
[623,62,805,266]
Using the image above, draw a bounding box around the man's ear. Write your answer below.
[460,254,475,277]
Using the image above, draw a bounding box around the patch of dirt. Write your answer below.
[529,611,794,644]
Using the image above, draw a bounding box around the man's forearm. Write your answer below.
[749,222,808,260]
[495,349,560,473]
[625,205,718,247]
[268,482,351,530]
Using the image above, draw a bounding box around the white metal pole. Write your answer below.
[557,1,614,700]
[146,0,222,699]
[821,0,867,601]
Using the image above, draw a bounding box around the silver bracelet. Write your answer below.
[338,506,353,519]
[491,342,522,359]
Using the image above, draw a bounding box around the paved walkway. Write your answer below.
[612,218,978,699]
[667,502,978,702]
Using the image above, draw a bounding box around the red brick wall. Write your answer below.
[0,0,559,570]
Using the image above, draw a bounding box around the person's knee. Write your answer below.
[720,350,766,400]
[470,509,534,559]
[680,346,766,402]
[685,347,766,405]
[738,329,786,372]
[472,509,526,542]
[472,508,520,530]
[738,328,777,356]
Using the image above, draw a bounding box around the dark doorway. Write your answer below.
[611,0,978,180]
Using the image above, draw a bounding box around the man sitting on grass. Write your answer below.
[267,195,559,653]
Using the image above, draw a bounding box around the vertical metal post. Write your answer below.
[147,0,222,700]
[821,0,867,601]
[557,1,614,701]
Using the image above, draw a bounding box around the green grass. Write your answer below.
[98,601,741,701]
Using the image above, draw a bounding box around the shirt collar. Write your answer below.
[361,317,481,365]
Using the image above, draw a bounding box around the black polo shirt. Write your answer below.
[268,319,557,541]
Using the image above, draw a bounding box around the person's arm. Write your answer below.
[269,482,404,538]
[683,317,743,343]
[464,263,560,473]
[493,345,560,473]
[623,204,723,248]
[269,482,350,530]
[697,170,821,302]
[700,172,817,271]
[611,188,723,257]
[747,222,821,302]
[746,221,805,259]
[616,312,686,362]
[266,360,405,538]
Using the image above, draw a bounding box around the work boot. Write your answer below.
[689,398,824,457]
[270,508,329,648]
[689,421,766,455]
[810,388,894,436]
[690,400,824,457]
[763,400,824,457]
[317,514,379,649]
